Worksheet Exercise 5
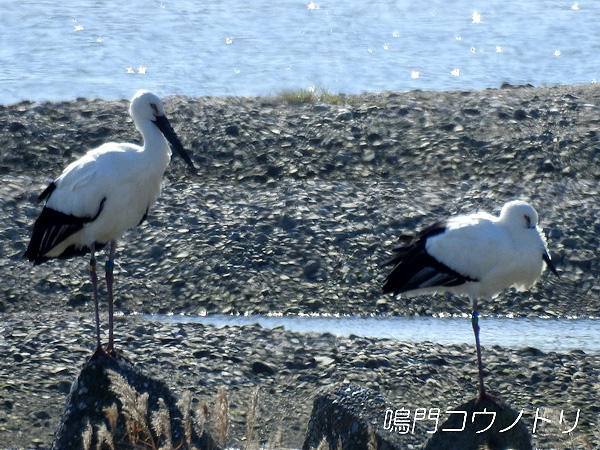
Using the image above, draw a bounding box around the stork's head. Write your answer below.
[499,200,539,229]
[129,90,196,172]
[129,90,165,123]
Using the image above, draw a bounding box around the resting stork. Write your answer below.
[383,200,559,399]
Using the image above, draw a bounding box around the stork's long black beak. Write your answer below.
[154,114,197,173]
[543,252,560,278]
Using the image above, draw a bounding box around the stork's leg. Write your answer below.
[105,240,117,355]
[89,245,102,352]
[472,301,501,406]
[471,298,487,398]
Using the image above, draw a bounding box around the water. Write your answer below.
[145,314,600,354]
[2,0,599,104]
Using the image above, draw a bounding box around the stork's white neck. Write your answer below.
[136,119,171,171]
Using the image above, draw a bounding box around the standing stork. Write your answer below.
[24,90,196,356]
[382,200,559,400]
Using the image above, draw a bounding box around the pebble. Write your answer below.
[302,260,321,278]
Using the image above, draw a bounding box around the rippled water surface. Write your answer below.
[2,0,599,103]
[146,314,600,354]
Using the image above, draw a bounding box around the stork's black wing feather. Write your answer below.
[23,198,106,265]
[543,252,560,278]
[382,221,477,295]
[38,182,57,202]
[24,207,88,265]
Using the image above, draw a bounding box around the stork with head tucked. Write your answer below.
[383,200,559,401]
[24,90,196,356]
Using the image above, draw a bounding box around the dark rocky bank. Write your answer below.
[0,84,599,448]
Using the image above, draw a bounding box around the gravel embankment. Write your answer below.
[0,84,599,448]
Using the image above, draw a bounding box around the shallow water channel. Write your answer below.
[145,314,599,354]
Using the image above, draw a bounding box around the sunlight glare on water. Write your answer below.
[1,0,599,103]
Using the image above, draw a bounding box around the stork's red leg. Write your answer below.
[471,299,501,405]
[90,245,102,353]
[471,298,487,397]
[105,240,117,355]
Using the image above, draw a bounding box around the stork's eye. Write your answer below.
[524,214,532,227]
[150,103,159,115]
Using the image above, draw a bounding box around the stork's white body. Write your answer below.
[383,200,556,301]
[25,90,195,264]
[44,138,169,257]
[421,206,549,299]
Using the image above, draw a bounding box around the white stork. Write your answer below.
[383,200,559,400]
[24,90,196,356]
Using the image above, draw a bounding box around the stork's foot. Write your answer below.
[104,343,129,361]
[88,344,129,363]
[105,342,116,357]
[476,389,502,408]
[88,345,111,361]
